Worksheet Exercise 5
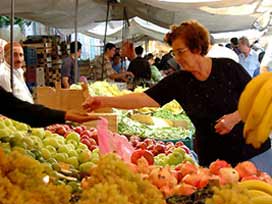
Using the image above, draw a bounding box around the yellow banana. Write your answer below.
[238,72,272,122]
[243,77,272,138]
[254,101,272,148]
[238,180,272,196]
[251,196,272,204]
[248,189,272,198]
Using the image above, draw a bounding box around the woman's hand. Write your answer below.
[65,111,99,123]
[214,111,241,135]
[82,96,102,112]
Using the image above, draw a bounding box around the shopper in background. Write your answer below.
[83,20,271,171]
[127,46,151,85]
[145,53,163,84]
[91,43,133,81]
[61,41,82,88]
[207,35,239,63]
[238,36,260,77]
[0,42,33,104]
[230,37,241,55]
[112,53,123,73]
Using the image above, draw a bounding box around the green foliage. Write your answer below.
[0,16,31,29]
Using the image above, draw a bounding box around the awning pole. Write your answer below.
[101,0,110,80]
[74,0,79,83]
[10,0,14,93]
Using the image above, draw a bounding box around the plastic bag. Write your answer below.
[97,117,134,162]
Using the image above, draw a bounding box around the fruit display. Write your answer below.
[0,118,99,178]
[238,72,272,148]
[0,148,71,204]
[118,112,193,142]
[46,124,98,151]
[80,153,165,204]
[205,180,272,204]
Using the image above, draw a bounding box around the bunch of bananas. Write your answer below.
[205,180,272,204]
[238,72,272,148]
[238,180,272,204]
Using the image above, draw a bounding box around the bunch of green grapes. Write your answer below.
[0,149,71,204]
[80,153,165,204]
[205,184,253,204]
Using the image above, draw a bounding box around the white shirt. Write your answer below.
[207,45,239,63]
[0,62,34,103]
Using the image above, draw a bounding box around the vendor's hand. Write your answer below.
[82,96,102,112]
[214,112,241,135]
[65,111,99,123]
[125,71,134,78]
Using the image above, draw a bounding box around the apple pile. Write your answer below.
[46,124,98,151]
[129,136,195,166]
[0,118,99,176]
[130,157,272,198]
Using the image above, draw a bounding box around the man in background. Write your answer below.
[0,42,33,103]
[61,41,82,88]
[238,36,260,77]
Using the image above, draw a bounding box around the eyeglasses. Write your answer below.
[171,48,188,57]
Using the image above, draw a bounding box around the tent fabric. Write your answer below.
[0,0,271,34]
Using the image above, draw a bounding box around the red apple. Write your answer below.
[90,134,98,144]
[81,138,91,147]
[88,138,97,146]
[241,175,260,182]
[56,126,66,135]
[209,160,231,175]
[235,161,257,179]
[175,141,184,148]
[131,149,154,165]
[152,144,166,156]
[136,142,147,150]
[181,145,190,154]
[144,138,155,146]
[74,126,84,134]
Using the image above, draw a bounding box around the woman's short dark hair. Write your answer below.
[164,20,210,56]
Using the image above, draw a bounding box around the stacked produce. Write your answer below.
[71,81,194,143]
[80,153,165,204]
[0,148,71,204]
[238,72,272,148]
[0,118,99,178]
[206,180,272,204]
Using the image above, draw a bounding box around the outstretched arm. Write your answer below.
[82,92,160,112]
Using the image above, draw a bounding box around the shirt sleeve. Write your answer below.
[0,87,66,127]
[144,73,179,106]
[61,58,72,77]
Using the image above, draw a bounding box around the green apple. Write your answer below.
[79,161,95,174]
[67,181,81,193]
[54,152,68,162]
[43,137,59,148]
[0,142,11,153]
[65,132,80,144]
[4,119,13,127]
[66,139,78,147]
[66,156,79,168]
[14,122,28,132]
[0,128,12,138]
[45,145,57,154]
[31,128,45,139]
[55,135,65,145]
[78,143,89,150]
[68,150,78,157]
[23,137,34,148]
[44,130,53,138]
[78,150,92,163]
[0,120,6,129]
[58,145,70,153]
[41,148,52,160]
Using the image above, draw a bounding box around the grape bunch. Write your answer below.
[0,148,71,204]
[80,153,165,204]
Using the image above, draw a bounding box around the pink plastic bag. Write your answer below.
[97,117,134,162]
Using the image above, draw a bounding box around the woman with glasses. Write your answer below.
[83,20,271,172]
